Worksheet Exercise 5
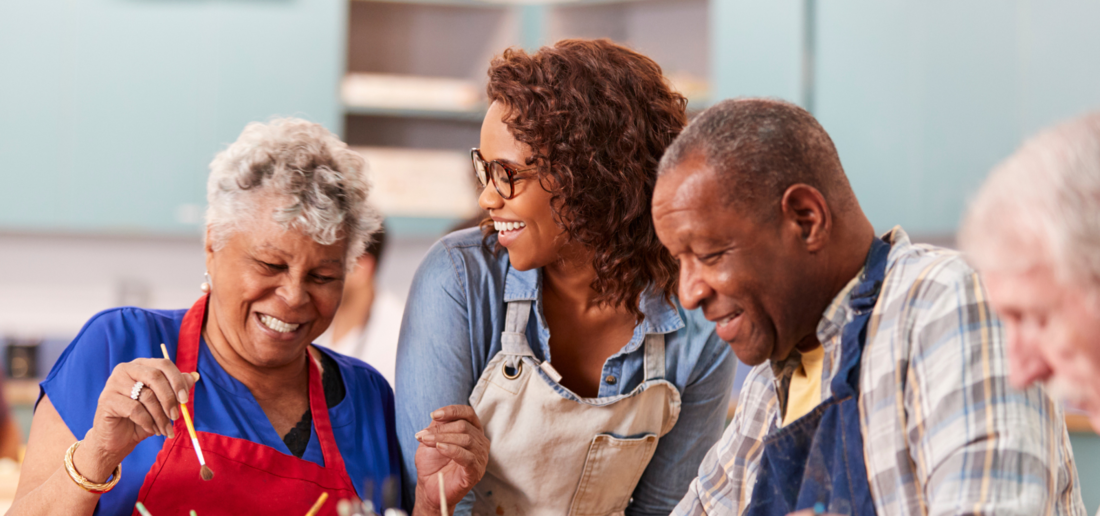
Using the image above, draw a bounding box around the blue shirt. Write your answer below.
[40,306,402,515]
[396,229,736,516]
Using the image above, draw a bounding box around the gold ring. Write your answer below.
[502,360,523,380]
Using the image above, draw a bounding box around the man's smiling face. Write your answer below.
[652,156,815,366]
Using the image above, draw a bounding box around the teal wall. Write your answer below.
[711,0,1100,235]
[5,0,1100,237]
[0,0,344,235]
[711,0,804,104]
[1071,433,1100,513]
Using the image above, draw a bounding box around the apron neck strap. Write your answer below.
[643,333,666,381]
[501,300,536,358]
[830,237,892,398]
[306,351,347,473]
[848,237,892,314]
[176,294,208,374]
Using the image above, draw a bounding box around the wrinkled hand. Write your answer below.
[85,358,198,464]
[413,405,489,515]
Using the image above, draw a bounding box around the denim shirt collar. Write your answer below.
[502,262,684,360]
[502,263,540,303]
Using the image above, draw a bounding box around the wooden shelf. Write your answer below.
[351,0,513,6]
[344,105,486,123]
[352,146,481,219]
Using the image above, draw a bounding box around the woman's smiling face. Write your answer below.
[477,101,569,271]
[205,194,347,368]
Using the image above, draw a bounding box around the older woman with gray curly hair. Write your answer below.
[11,118,487,516]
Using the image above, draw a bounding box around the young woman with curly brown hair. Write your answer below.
[396,39,735,515]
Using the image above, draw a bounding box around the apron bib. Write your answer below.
[469,300,682,516]
[744,237,892,516]
[133,295,358,515]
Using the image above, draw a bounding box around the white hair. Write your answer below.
[960,111,1100,290]
[205,117,382,267]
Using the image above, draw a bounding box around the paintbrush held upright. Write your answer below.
[438,471,450,516]
[160,343,215,481]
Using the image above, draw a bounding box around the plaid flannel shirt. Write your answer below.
[673,227,1084,516]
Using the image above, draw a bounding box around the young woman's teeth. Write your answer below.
[260,314,300,333]
[494,221,527,233]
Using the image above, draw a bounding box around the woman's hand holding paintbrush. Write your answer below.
[412,405,490,516]
[77,346,201,480]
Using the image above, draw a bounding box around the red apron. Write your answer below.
[134,295,358,515]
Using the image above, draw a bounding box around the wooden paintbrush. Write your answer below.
[305,492,329,516]
[437,472,447,516]
[160,343,214,481]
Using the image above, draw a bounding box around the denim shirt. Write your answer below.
[395,228,735,516]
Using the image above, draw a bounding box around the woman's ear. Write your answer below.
[780,184,832,253]
[204,227,217,274]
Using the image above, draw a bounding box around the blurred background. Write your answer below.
[2,0,1100,509]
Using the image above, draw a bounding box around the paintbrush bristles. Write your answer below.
[200,464,215,481]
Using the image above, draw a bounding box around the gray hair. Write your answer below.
[960,111,1100,290]
[658,97,855,219]
[205,117,382,267]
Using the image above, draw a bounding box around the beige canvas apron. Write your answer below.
[468,300,682,516]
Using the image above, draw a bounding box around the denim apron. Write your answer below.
[745,237,890,516]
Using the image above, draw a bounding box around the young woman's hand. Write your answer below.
[412,405,490,516]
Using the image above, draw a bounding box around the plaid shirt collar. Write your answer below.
[768,227,911,421]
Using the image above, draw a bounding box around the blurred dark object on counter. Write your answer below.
[4,339,40,380]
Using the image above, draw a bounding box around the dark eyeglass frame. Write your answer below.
[471,148,537,200]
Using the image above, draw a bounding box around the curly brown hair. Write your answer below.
[482,38,687,318]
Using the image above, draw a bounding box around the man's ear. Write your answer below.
[780,184,831,253]
[358,254,378,278]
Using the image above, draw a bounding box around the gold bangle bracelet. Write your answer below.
[64,441,122,494]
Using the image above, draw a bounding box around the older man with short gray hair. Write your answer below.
[960,112,1100,432]
[653,97,1084,515]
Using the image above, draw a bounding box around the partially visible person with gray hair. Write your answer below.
[11,118,487,515]
[960,111,1100,432]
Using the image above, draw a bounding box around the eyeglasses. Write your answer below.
[471,148,537,200]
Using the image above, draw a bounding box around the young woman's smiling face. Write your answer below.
[477,101,570,271]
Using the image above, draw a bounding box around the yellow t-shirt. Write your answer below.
[782,344,826,427]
